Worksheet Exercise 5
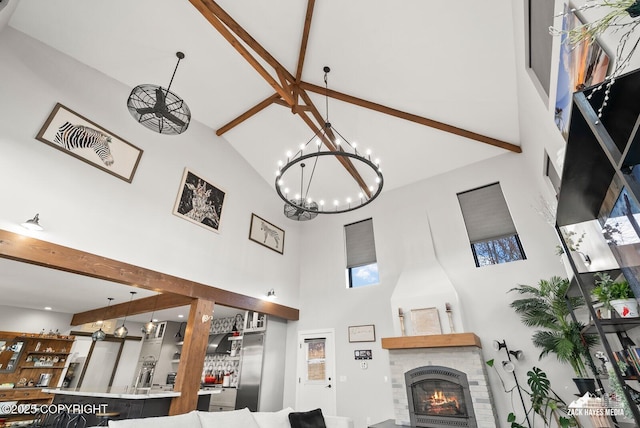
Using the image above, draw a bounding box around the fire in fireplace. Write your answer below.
[406,366,477,428]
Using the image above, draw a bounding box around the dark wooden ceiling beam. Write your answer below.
[299,81,522,153]
[188,0,294,106]
[216,93,281,136]
[0,229,299,321]
[295,0,315,82]
[71,293,194,326]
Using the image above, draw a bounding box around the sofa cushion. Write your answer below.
[108,410,200,428]
[198,407,260,428]
[288,409,326,428]
[252,407,294,428]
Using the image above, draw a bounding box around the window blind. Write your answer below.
[345,218,377,269]
[457,183,517,243]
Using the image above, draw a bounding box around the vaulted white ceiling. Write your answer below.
[8,0,521,197]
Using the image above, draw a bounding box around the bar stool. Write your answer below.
[65,413,86,428]
[95,412,120,427]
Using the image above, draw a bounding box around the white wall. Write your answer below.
[0,305,72,334]
[0,26,302,312]
[284,151,572,427]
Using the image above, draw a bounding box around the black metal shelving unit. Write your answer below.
[556,67,640,426]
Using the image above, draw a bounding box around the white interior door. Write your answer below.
[295,329,336,415]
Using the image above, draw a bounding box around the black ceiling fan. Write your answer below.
[127,52,191,135]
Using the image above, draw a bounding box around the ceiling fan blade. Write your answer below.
[162,111,186,127]
[155,87,166,106]
[135,107,156,116]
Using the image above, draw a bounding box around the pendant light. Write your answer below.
[92,297,113,342]
[142,293,159,335]
[114,291,136,339]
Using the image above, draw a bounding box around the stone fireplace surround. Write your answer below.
[382,333,498,428]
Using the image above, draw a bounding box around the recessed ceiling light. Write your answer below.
[44,307,52,311]
[178,314,184,318]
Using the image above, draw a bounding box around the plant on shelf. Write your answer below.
[510,276,599,394]
[592,272,638,317]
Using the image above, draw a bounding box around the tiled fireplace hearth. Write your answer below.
[382,333,498,428]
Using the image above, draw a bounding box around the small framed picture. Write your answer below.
[36,103,143,183]
[411,307,442,335]
[248,213,285,254]
[173,168,226,233]
[348,325,376,343]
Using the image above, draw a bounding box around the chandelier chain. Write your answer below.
[324,69,330,124]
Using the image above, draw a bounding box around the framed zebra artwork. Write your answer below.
[248,213,285,254]
[173,168,226,233]
[36,103,143,183]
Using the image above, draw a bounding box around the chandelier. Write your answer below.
[275,67,384,220]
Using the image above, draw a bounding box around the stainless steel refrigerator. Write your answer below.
[235,332,265,411]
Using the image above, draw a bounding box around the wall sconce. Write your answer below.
[266,289,277,300]
[492,340,506,351]
[21,214,43,231]
[502,360,515,373]
[493,339,531,428]
[509,349,524,360]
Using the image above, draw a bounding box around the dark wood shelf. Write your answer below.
[16,336,74,342]
[18,365,65,370]
[583,318,640,334]
[26,351,69,355]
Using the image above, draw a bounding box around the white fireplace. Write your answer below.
[382,333,498,428]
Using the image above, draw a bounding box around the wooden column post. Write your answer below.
[169,298,213,415]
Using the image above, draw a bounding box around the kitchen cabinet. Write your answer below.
[556,67,640,425]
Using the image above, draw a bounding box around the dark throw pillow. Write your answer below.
[288,408,327,428]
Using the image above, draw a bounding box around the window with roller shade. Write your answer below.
[457,183,526,267]
[344,218,379,288]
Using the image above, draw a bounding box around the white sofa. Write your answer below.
[108,407,354,428]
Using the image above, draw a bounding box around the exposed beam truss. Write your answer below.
[188,0,521,192]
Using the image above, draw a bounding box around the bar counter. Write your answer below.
[42,387,181,400]
[42,387,218,425]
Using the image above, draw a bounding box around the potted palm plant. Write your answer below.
[510,276,599,395]
[592,272,638,318]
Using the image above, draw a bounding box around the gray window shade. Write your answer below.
[457,183,517,243]
[345,218,377,269]
[528,0,555,95]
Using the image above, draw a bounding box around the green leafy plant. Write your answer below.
[592,272,633,309]
[486,361,578,427]
[510,276,599,377]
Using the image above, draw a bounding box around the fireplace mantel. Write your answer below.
[381,333,481,349]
